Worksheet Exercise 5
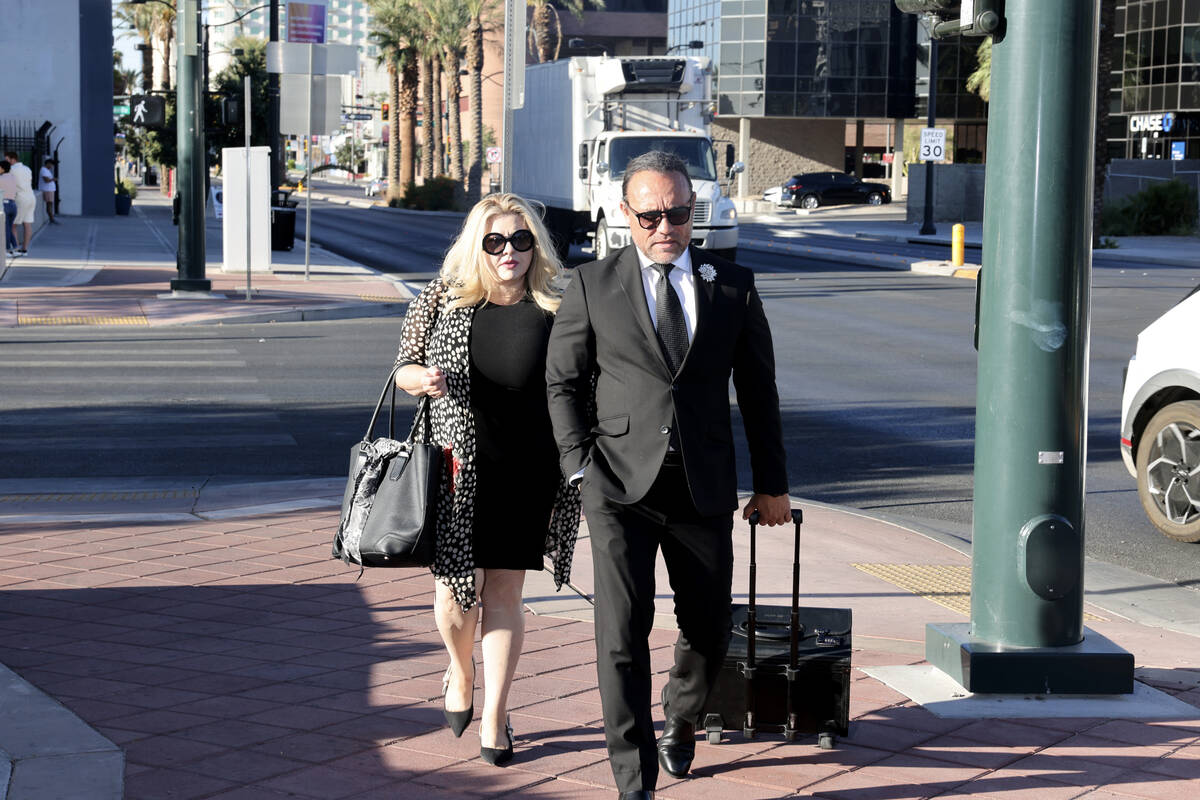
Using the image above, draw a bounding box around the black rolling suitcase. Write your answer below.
[701,508,852,749]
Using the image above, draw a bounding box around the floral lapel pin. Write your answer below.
[698,264,717,283]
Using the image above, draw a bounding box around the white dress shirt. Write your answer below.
[569,246,699,484]
[634,246,698,342]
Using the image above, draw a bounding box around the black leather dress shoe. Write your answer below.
[617,791,654,799]
[657,686,696,778]
[657,714,696,778]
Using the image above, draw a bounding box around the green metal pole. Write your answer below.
[924,0,1133,694]
[172,0,211,293]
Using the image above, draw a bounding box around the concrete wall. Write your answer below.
[713,117,845,197]
[0,0,114,216]
[906,163,986,222]
[1104,159,1200,204]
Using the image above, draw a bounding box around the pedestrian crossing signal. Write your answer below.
[222,97,242,126]
[129,95,166,128]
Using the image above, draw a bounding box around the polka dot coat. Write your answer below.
[396,278,582,612]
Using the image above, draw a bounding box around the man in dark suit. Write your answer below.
[546,151,791,799]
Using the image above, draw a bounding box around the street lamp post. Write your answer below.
[920,34,938,236]
[173,0,211,293]
[268,0,283,189]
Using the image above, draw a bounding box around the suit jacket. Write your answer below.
[546,245,788,516]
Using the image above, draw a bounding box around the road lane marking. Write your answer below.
[0,489,199,504]
[0,360,249,367]
[18,316,149,326]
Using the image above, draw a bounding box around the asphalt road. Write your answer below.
[2,200,1196,590]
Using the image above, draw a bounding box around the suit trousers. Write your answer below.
[584,459,734,793]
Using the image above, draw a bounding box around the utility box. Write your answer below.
[221,146,272,272]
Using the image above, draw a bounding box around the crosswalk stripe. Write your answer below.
[0,360,249,368]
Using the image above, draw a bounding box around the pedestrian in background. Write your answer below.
[4,152,35,255]
[392,192,581,767]
[39,159,58,224]
[0,161,17,255]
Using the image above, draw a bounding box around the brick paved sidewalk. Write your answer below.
[1,502,1198,799]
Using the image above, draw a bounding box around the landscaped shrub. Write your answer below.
[396,177,459,210]
[1099,179,1198,236]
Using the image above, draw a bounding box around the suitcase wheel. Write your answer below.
[818,732,836,750]
[703,714,723,746]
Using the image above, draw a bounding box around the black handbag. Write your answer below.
[333,366,442,568]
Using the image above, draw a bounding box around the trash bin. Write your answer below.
[271,206,296,251]
[271,189,297,209]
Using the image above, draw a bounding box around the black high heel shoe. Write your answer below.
[442,657,475,737]
[480,717,514,766]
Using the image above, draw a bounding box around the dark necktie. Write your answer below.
[652,262,689,375]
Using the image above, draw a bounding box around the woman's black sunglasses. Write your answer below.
[482,229,535,255]
[627,204,693,230]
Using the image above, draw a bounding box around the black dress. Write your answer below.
[469,298,560,570]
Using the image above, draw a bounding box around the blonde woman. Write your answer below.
[393,193,581,766]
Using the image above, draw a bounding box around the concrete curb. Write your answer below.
[174,299,408,326]
[738,237,914,270]
[0,665,123,800]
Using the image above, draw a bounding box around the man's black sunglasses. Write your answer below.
[482,229,535,255]
[626,203,693,230]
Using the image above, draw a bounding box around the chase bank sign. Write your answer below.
[1129,112,1177,133]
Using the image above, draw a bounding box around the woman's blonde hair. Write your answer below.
[439,193,564,313]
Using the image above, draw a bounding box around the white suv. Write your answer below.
[1120,287,1200,542]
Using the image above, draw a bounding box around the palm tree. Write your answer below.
[528,0,603,64]
[464,0,492,200]
[965,37,991,103]
[369,0,422,202]
[419,47,435,181]
[431,52,444,178]
[114,1,156,91]
[427,0,470,182]
[149,3,176,90]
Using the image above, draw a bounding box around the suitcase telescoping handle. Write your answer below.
[743,508,803,739]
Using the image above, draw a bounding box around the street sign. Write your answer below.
[113,104,130,116]
[920,127,947,162]
[486,146,502,164]
[346,112,372,121]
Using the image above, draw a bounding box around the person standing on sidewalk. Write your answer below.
[546,151,791,799]
[393,193,581,767]
[0,161,17,255]
[5,152,35,255]
[38,159,58,224]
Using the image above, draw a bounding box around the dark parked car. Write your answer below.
[767,172,892,210]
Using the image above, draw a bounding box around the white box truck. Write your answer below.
[510,55,743,261]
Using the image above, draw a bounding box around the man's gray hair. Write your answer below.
[621,151,693,201]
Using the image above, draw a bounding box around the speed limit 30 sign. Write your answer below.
[920,127,946,162]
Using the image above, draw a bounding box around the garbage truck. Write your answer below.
[510,55,743,261]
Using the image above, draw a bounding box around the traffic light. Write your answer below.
[894,0,1001,38]
[381,102,390,117]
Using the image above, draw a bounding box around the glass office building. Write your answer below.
[669,0,919,119]
[1109,0,1200,159]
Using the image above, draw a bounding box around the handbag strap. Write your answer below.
[363,365,433,445]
